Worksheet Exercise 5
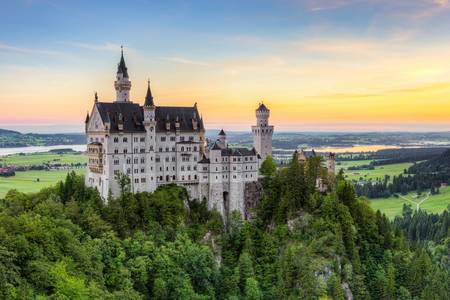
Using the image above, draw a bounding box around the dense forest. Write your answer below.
[355,149,450,198]
[0,156,448,299]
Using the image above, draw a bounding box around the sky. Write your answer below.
[2,0,450,133]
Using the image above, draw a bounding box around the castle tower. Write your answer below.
[114,47,132,102]
[252,102,274,162]
[143,80,157,190]
[326,152,336,174]
[217,129,227,149]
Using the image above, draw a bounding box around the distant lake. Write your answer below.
[0,145,86,156]
[315,145,401,153]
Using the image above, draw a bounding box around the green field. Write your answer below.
[370,186,450,219]
[0,169,86,197]
[0,152,86,166]
[338,160,413,181]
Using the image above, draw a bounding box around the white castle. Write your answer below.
[85,50,273,218]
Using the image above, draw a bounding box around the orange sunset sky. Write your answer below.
[2,0,450,132]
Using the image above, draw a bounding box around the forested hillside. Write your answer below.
[0,157,448,299]
[0,129,85,148]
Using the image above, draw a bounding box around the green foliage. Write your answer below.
[0,162,448,299]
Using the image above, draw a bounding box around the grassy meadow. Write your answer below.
[0,152,86,166]
[0,169,86,197]
[338,160,413,181]
[0,151,87,198]
[370,186,450,219]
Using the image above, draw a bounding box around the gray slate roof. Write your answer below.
[155,106,203,132]
[94,102,204,133]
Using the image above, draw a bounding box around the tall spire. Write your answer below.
[117,45,129,78]
[144,79,154,107]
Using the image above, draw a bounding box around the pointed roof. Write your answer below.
[144,80,154,107]
[117,46,129,78]
[85,112,90,123]
[219,129,226,136]
[256,102,269,112]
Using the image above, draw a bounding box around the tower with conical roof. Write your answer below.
[114,46,132,102]
[251,102,274,162]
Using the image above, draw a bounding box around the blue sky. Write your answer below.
[2,0,450,133]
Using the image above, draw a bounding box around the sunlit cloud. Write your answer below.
[161,56,211,67]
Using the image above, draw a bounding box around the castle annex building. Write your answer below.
[85,50,273,218]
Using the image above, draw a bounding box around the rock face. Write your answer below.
[244,180,263,220]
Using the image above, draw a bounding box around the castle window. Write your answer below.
[124,149,128,154]
[188,175,191,180]
[114,159,119,165]
[123,137,128,142]
[166,175,170,182]
[181,147,184,152]
[160,176,163,181]
[165,157,169,162]
[141,158,145,163]
[172,147,175,151]
[203,167,207,171]
[172,175,176,180]
[114,137,118,143]
[194,175,197,180]
[189,136,194,141]
[141,178,146,183]
[140,148,145,153]
[134,178,139,183]
[134,148,138,154]
[161,136,166,141]
[140,137,145,142]
[155,157,160,162]
[134,137,138,142]
[127,158,131,164]
[233,175,236,179]
[114,149,119,154]
[127,168,131,174]
[187,166,191,171]
[134,169,138,174]
[134,158,138,164]
[180,136,185,142]
[181,166,185,171]
[182,175,185,181]
[170,136,176,141]
[159,147,162,152]
[150,146,154,151]
[165,147,169,152]
[172,157,176,162]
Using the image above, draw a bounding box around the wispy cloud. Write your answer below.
[0,42,64,56]
[161,56,211,67]
[68,42,129,53]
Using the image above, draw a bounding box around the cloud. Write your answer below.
[303,0,365,11]
[161,56,211,67]
[68,42,129,53]
[0,42,64,56]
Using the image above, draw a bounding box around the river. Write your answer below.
[0,145,86,156]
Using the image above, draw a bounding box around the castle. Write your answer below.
[85,50,273,218]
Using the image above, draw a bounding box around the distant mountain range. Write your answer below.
[0,129,85,148]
